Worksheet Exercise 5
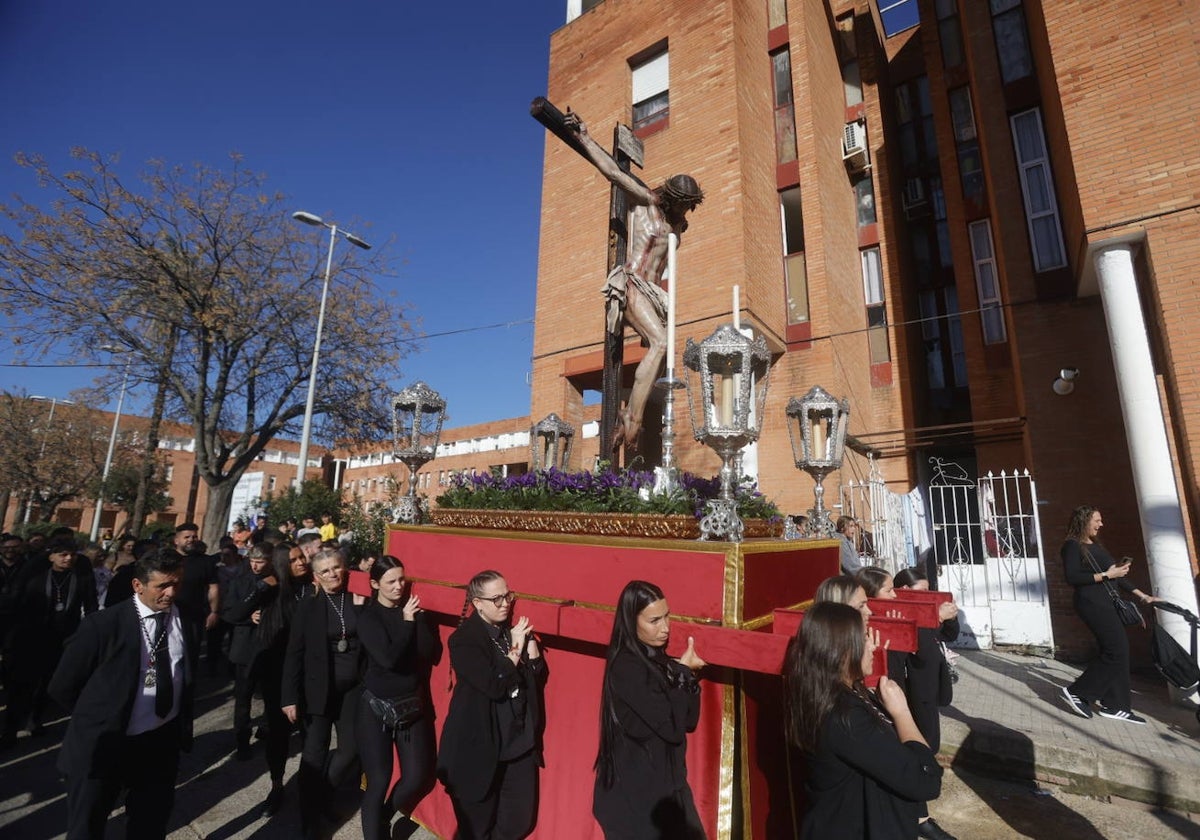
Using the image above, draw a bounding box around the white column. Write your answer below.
[1095,242,1199,700]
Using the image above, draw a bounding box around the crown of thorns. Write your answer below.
[660,174,704,205]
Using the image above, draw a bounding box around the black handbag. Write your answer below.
[364,688,423,730]
[1082,546,1144,627]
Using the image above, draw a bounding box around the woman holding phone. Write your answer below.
[437,570,548,840]
[1059,506,1158,724]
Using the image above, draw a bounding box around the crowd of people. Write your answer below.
[0,504,1155,839]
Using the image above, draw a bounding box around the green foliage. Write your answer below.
[255,480,345,531]
[87,461,172,519]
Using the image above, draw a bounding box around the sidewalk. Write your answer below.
[940,648,1200,811]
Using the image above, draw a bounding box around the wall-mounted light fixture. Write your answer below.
[1052,368,1079,396]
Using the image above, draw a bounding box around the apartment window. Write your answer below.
[948,87,984,207]
[861,247,890,364]
[877,0,920,37]
[1010,108,1066,271]
[631,48,669,131]
[896,76,937,169]
[268,474,276,491]
[944,287,968,385]
[935,0,964,69]
[164,464,174,482]
[919,289,968,391]
[990,0,1033,83]
[969,220,1007,344]
[918,290,945,390]
[781,187,808,324]
[837,15,862,108]
[854,175,877,227]
[771,49,798,165]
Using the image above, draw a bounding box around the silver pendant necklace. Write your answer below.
[327,590,349,653]
[137,605,170,688]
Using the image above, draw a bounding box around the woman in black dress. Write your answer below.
[593,580,707,840]
[1059,506,1158,723]
[242,542,311,816]
[437,569,547,840]
[357,555,439,839]
[282,546,363,838]
[785,601,943,840]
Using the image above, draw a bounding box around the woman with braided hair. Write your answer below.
[436,570,548,840]
[564,108,704,452]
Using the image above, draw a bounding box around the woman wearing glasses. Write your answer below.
[282,546,364,839]
[593,580,707,839]
[437,570,548,840]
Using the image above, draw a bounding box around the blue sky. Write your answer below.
[0,0,566,430]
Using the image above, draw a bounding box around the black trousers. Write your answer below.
[232,662,256,739]
[450,750,539,840]
[1070,596,1132,711]
[357,693,437,840]
[255,656,289,781]
[298,684,361,831]
[64,719,181,840]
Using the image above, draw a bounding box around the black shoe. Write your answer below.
[1097,706,1147,725]
[918,818,958,840]
[260,784,284,818]
[1060,686,1093,719]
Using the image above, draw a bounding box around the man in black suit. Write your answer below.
[49,549,193,840]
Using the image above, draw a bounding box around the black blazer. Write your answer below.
[592,648,700,837]
[281,590,364,713]
[800,691,942,840]
[0,559,97,678]
[221,569,276,666]
[436,613,548,802]
[48,601,195,777]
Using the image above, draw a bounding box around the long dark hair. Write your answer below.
[1065,505,1099,541]
[255,542,307,646]
[594,580,666,789]
[783,601,866,752]
[892,566,927,589]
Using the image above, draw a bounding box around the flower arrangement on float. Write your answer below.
[429,466,782,539]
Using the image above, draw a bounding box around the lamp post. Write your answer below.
[785,386,851,539]
[530,413,575,471]
[391,382,447,524]
[291,210,372,487]
[682,324,771,542]
[90,349,131,542]
[24,396,74,524]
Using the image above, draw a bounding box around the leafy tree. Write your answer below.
[0,150,413,546]
[254,480,346,534]
[0,393,110,522]
[86,460,173,523]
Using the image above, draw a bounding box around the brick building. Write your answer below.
[531,0,1200,655]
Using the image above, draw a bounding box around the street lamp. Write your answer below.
[91,347,131,542]
[24,396,74,524]
[291,210,372,487]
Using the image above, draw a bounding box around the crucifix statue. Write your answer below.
[531,98,704,455]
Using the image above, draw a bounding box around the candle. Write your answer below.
[666,233,678,380]
[720,374,735,426]
[733,284,740,330]
[811,415,827,460]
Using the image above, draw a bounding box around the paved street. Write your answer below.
[2,649,1199,838]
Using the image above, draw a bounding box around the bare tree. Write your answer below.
[0,150,412,545]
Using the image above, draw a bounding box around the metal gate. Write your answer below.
[927,458,1054,650]
[841,456,910,573]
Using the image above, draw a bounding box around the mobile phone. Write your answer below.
[1119,556,1133,566]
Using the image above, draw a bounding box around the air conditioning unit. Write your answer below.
[842,121,869,173]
